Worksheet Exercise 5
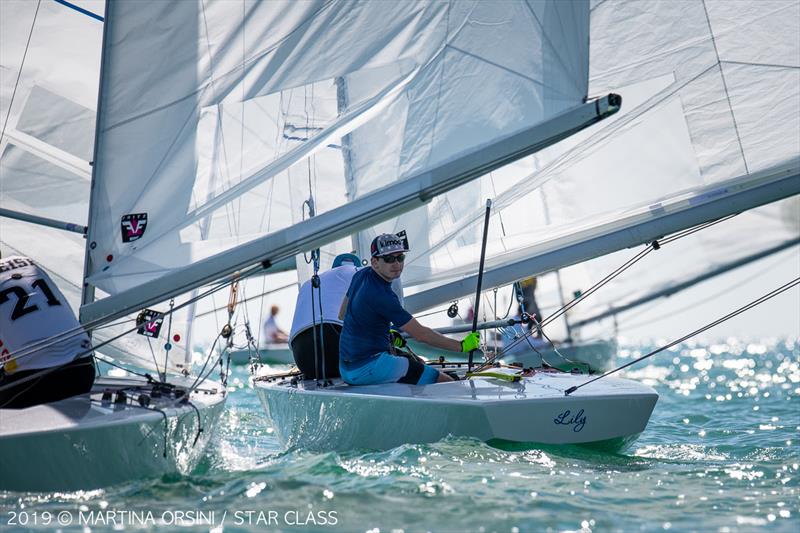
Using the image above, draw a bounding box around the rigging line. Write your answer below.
[721,60,800,70]
[618,250,796,332]
[95,356,150,380]
[187,333,222,393]
[540,216,734,333]
[490,245,655,359]
[540,245,655,328]
[659,214,737,245]
[0,0,41,147]
[146,335,162,380]
[10,260,263,365]
[52,0,104,21]
[564,277,800,396]
[701,0,749,175]
[488,174,508,241]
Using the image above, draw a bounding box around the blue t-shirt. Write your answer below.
[339,267,413,363]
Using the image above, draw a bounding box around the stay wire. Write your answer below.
[539,215,736,333]
[0,0,41,147]
[563,277,800,396]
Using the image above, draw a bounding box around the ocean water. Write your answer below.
[2,338,798,532]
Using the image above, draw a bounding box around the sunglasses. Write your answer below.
[380,254,405,264]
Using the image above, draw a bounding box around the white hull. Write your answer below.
[253,368,657,452]
[229,344,294,365]
[0,376,226,491]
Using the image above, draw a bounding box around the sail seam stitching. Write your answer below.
[523,0,584,91]
[701,0,749,175]
[446,45,578,101]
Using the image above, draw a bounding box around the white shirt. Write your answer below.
[0,256,91,373]
[289,265,358,342]
[263,315,283,342]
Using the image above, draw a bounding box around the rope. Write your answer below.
[564,277,800,396]
[0,0,41,147]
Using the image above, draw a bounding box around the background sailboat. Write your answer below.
[0,0,225,491]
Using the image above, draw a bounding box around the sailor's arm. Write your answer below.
[400,318,463,352]
[338,296,349,321]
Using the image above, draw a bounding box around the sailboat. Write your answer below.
[236,0,659,451]
[0,0,225,491]
[252,0,797,451]
[6,0,789,457]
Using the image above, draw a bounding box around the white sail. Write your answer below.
[401,0,800,312]
[80,0,600,325]
[0,0,193,376]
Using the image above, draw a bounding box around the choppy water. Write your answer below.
[2,339,798,532]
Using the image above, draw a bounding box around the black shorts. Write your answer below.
[290,323,342,379]
[0,356,96,409]
[394,350,428,384]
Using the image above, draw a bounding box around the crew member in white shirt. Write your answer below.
[0,255,95,408]
[263,305,289,343]
[289,253,360,379]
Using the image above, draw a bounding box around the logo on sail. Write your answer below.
[136,309,163,338]
[121,213,148,243]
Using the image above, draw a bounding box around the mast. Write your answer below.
[80,0,112,312]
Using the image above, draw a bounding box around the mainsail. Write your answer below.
[402,0,800,314]
[80,0,612,325]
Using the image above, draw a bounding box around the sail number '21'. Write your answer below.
[0,278,62,320]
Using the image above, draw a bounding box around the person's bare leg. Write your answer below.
[436,371,454,382]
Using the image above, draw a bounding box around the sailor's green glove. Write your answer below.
[390,329,407,348]
[460,331,481,352]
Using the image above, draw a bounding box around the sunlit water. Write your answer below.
[2,339,798,532]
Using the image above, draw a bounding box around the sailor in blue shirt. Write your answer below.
[338,231,480,386]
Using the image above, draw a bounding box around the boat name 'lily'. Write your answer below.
[554,409,586,432]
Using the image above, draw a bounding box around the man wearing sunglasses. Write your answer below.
[338,231,480,386]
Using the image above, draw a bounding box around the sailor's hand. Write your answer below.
[460,331,481,352]
[390,329,407,348]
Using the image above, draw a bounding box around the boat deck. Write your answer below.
[0,376,224,438]
[256,367,655,404]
